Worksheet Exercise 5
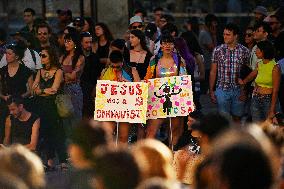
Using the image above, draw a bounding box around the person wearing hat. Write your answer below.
[129,15,144,31]
[0,32,42,72]
[254,6,268,25]
[72,17,85,33]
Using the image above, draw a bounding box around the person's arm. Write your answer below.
[195,53,205,81]
[64,56,85,82]
[132,67,141,82]
[43,69,64,95]
[144,56,155,80]
[267,65,281,119]
[25,118,40,151]
[32,70,41,95]
[3,116,11,145]
[209,63,217,103]
[239,65,258,85]
[21,75,33,98]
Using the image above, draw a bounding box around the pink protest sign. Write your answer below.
[94,80,148,123]
[146,75,194,119]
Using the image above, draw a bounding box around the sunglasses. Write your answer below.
[38,32,48,35]
[245,33,253,37]
[131,25,143,30]
[39,53,48,58]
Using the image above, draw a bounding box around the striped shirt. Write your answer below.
[212,43,250,90]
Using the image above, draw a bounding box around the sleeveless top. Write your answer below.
[97,41,110,59]
[0,63,32,96]
[39,69,62,96]
[129,51,152,79]
[156,60,178,78]
[10,113,39,145]
[255,60,277,88]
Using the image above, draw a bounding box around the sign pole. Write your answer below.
[169,118,174,151]
[116,122,119,146]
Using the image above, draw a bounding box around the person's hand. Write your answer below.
[239,89,247,102]
[238,78,245,85]
[44,88,57,95]
[210,91,217,104]
[267,111,278,125]
[187,115,196,130]
[2,95,10,101]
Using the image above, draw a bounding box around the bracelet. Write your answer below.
[41,88,45,94]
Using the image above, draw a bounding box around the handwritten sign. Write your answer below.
[94,80,148,123]
[146,75,194,119]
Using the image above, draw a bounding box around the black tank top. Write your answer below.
[10,113,39,145]
[97,41,110,59]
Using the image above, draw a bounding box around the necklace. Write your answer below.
[44,71,50,80]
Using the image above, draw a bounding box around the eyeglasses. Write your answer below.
[245,33,253,37]
[131,25,143,30]
[39,53,48,58]
[64,39,73,44]
[268,22,279,25]
[38,32,48,36]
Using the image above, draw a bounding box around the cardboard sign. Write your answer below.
[94,80,148,123]
[146,75,194,119]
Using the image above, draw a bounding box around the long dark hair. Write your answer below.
[41,46,61,69]
[95,22,114,42]
[130,29,150,53]
[63,33,83,69]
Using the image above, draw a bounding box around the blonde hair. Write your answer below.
[0,144,45,189]
[132,139,174,180]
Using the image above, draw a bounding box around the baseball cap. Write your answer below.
[73,17,85,27]
[191,112,231,139]
[145,23,157,38]
[254,6,268,16]
[129,15,143,25]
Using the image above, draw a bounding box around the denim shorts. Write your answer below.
[251,93,272,122]
[215,87,245,117]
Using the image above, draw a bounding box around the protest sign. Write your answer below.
[146,75,194,119]
[94,80,148,123]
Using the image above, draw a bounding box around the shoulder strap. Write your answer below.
[30,49,37,66]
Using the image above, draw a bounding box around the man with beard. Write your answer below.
[3,96,40,151]
[35,23,58,53]
[80,32,102,119]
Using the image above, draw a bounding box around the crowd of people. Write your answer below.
[0,3,283,189]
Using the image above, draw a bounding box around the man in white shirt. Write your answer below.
[1,47,42,72]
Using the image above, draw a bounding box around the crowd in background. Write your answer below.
[0,3,283,189]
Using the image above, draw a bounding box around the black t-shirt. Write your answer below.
[0,63,32,96]
[10,112,39,145]
[80,52,103,87]
[275,31,284,60]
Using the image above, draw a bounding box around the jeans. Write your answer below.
[215,87,245,117]
[251,93,272,122]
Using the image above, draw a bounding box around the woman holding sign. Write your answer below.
[144,34,188,147]
[100,50,140,144]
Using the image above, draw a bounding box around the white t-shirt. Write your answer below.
[0,48,42,72]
